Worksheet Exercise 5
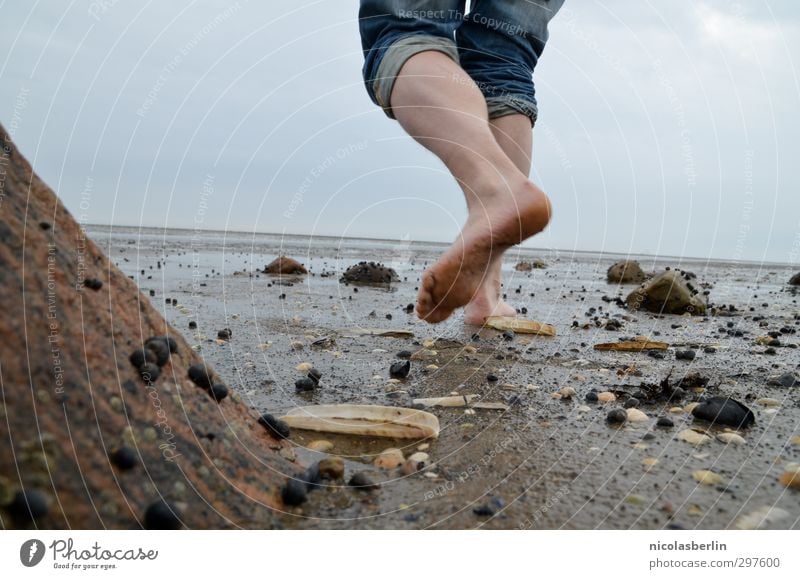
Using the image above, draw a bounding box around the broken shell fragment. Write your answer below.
[717,432,746,445]
[471,401,510,411]
[677,429,712,446]
[626,408,649,422]
[779,470,800,490]
[597,391,616,403]
[693,470,722,485]
[413,394,478,408]
[374,448,405,469]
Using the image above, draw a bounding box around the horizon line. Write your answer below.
[82,222,797,269]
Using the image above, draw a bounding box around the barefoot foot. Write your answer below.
[416,180,550,323]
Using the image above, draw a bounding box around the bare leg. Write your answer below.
[464,114,534,324]
[390,52,550,323]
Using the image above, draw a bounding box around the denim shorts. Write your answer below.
[358,0,564,125]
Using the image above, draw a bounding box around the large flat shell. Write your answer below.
[280,404,438,439]
[484,317,556,336]
[594,340,669,351]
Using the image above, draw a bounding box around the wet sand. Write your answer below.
[90,224,800,529]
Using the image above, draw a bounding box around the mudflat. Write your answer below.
[94,224,800,530]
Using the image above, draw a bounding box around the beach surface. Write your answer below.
[89,224,800,529]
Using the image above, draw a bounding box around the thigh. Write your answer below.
[359,0,468,111]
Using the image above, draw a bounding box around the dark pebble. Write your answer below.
[405,303,414,313]
[389,360,411,379]
[110,446,137,470]
[209,383,229,402]
[396,350,413,359]
[691,396,755,428]
[295,377,316,391]
[473,504,495,517]
[149,289,156,297]
[308,368,322,384]
[585,391,598,402]
[8,489,49,521]
[606,409,628,424]
[139,363,160,383]
[188,321,197,329]
[664,386,686,404]
[187,363,214,390]
[675,349,696,361]
[768,372,798,388]
[302,463,322,490]
[281,478,308,506]
[162,336,178,353]
[258,413,290,439]
[703,346,716,354]
[648,350,666,359]
[144,500,181,530]
[217,328,232,340]
[348,471,379,490]
[656,416,674,428]
[506,394,524,407]
[764,347,777,355]
[624,397,640,409]
[83,278,103,291]
[145,337,170,366]
[123,380,137,395]
[486,374,499,383]
[129,348,156,369]
[502,330,515,341]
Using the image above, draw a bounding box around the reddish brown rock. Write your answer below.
[514,259,547,272]
[264,256,307,275]
[0,125,298,529]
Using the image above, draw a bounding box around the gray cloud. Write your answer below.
[2,0,798,263]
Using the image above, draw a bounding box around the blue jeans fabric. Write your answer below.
[358,0,564,125]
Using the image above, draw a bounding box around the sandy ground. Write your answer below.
[90,224,800,529]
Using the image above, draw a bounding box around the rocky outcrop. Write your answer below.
[0,125,297,529]
[789,272,800,286]
[625,269,706,315]
[340,261,399,285]
[607,260,647,283]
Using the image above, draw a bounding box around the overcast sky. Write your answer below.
[2,1,799,263]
